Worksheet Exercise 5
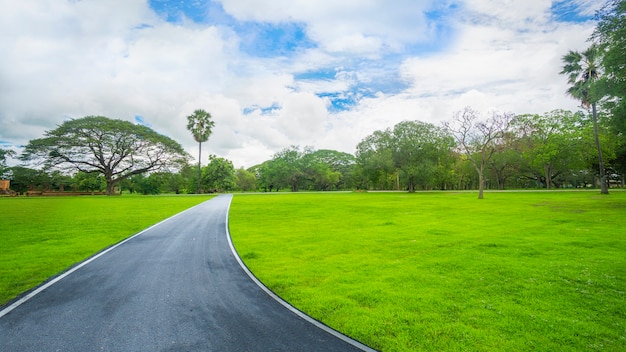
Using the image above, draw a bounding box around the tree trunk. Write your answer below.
[105,171,115,196]
[197,141,202,194]
[408,176,415,193]
[592,103,608,194]
[477,164,485,199]
[106,181,115,196]
[544,164,552,190]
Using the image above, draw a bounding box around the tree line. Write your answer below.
[1,1,624,196]
[2,106,620,195]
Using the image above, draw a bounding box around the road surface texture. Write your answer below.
[0,194,375,352]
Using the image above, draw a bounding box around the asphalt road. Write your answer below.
[0,194,374,352]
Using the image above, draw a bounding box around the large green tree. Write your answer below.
[304,149,355,190]
[21,116,189,195]
[186,109,215,194]
[265,146,308,192]
[356,121,454,192]
[201,155,237,192]
[560,44,609,194]
[390,121,454,192]
[593,0,626,131]
[593,0,626,181]
[512,110,586,189]
[236,168,257,192]
[355,131,395,190]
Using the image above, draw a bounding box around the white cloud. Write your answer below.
[219,0,435,54]
[0,0,598,169]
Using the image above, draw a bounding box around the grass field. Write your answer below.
[229,191,626,351]
[0,195,214,305]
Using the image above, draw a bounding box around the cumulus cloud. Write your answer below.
[0,0,598,168]
[219,0,435,54]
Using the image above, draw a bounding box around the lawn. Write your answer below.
[229,191,626,351]
[0,195,214,306]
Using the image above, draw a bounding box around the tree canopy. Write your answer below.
[444,108,512,198]
[21,116,189,195]
[592,0,626,178]
[560,44,609,194]
[593,0,626,129]
[201,155,237,193]
[357,121,454,192]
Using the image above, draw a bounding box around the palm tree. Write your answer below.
[560,44,608,194]
[186,109,215,194]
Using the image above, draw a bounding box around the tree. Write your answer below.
[486,130,524,190]
[0,148,15,179]
[7,166,49,193]
[593,0,626,134]
[267,146,308,192]
[356,121,454,192]
[561,44,609,194]
[236,168,257,192]
[21,116,189,195]
[133,173,164,195]
[390,121,454,192]
[186,109,215,194]
[444,107,512,199]
[304,149,356,190]
[355,131,395,190]
[592,0,626,183]
[512,110,586,189]
[201,155,237,192]
[75,171,106,193]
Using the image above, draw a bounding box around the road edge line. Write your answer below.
[0,198,213,319]
[223,194,377,352]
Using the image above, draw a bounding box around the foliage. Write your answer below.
[74,171,106,192]
[6,166,49,193]
[560,45,609,194]
[230,191,626,351]
[443,107,512,198]
[593,0,626,132]
[592,0,626,178]
[236,168,257,192]
[128,173,163,195]
[356,122,454,192]
[355,131,395,190]
[255,146,354,192]
[20,116,189,195]
[186,109,215,194]
[0,148,16,179]
[511,110,588,188]
[201,155,237,192]
[303,149,355,190]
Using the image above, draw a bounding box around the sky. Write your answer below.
[0,0,604,168]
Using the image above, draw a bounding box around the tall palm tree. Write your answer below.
[560,44,608,194]
[186,109,215,194]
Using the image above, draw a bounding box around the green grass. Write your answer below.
[0,195,214,305]
[229,191,626,351]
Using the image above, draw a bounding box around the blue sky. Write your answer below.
[148,0,458,112]
[0,0,603,167]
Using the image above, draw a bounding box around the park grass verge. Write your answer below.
[0,195,214,306]
[229,191,626,351]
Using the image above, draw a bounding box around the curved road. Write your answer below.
[0,194,374,351]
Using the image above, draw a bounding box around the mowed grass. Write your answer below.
[0,195,214,306]
[229,191,626,351]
